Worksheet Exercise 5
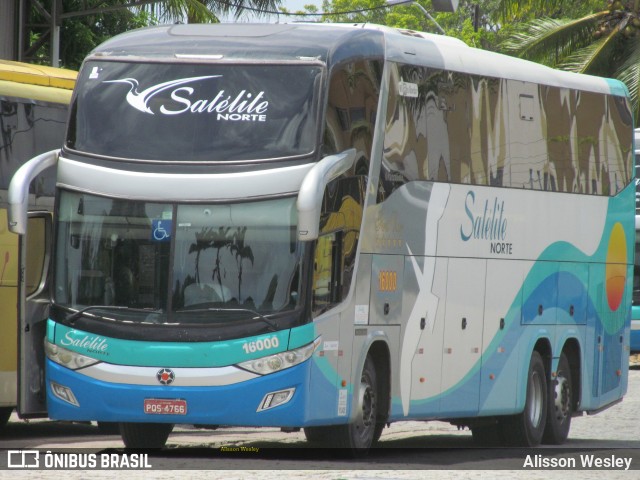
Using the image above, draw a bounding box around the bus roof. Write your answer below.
[89,23,624,98]
[0,60,77,104]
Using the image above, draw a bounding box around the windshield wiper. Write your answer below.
[175,307,278,332]
[65,305,162,324]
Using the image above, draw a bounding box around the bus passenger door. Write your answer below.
[440,258,486,416]
[480,260,525,414]
[17,212,52,418]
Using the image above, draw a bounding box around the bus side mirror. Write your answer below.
[296,149,355,242]
[8,150,59,235]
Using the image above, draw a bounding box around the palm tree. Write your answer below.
[229,226,254,302]
[210,226,233,300]
[153,0,282,23]
[189,227,216,283]
[499,0,640,123]
[20,0,283,68]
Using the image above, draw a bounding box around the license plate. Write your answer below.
[144,398,187,415]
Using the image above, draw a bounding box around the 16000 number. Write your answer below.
[242,336,280,354]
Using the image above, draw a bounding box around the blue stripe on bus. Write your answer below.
[52,322,317,368]
[391,183,633,418]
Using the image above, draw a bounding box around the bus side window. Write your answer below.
[312,231,344,316]
[25,216,49,297]
[311,175,365,316]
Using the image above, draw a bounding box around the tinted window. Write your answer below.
[380,62,633,198]
[67,61,322,161]
[54,191,304,324]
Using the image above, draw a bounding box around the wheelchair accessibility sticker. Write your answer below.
[152,219,172,242]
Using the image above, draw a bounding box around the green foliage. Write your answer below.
[500,0,640,123]
[312,0,511,50]
[497,0,604,22]
[63,3,157,69]
[26,0,283,70]
[310,0,640,121]
[27,1,159,69]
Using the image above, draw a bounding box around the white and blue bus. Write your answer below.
[8,23,634,450]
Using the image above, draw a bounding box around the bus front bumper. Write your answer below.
[45,359,311,426]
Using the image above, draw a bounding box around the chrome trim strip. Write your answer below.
[57,156,314,202]
[78,363,258,386]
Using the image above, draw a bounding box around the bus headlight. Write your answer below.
[237,338,320,375]
[45,340,100,370]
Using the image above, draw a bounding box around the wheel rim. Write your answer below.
[354,370,376,444]
[528,370,544,428]
[553,374,571,421]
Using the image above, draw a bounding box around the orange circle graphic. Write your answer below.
[605,222,627,312]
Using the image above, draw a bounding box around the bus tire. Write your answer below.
[334,355,378,452]
[542,352,572,444]
[119,422,173,449]
[0,407,12,428]
[503,351,547,447]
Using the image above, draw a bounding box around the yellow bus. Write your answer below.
[0,60,76,428]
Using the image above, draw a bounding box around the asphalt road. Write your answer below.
[1,365,639,478]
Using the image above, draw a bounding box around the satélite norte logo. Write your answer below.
[460,190,512,255]
[60,331,108,356]
[103,76,269,121]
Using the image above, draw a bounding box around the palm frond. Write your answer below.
[498,0,569,22]
[502,12,609,66]
[614,37,640,123]
[217,0,282,19]
[559,17,627,75]
[159,0,218,23]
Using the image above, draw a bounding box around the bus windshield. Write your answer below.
[66,61,322,161]
[54,191,304,324]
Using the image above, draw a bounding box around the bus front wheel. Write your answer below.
[119,422,174,449]
[542,352,573,444]
[333,355,379,452]
[503,351,547,447]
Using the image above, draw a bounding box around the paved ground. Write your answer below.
[1,366,639,479]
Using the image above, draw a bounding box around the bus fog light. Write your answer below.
[257,388,295,412]
[50,381,80,407]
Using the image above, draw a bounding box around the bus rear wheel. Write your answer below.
[542,352,573,444]
[503,351,547,447]
[119,422,174,449]
[334,355,378,452]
